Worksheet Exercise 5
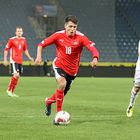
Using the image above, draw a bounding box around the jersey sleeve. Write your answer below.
[4,39,12,51]
[82,36,99,59]
[38,33,58,48]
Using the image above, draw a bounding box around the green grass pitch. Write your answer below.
[1,77,140,140]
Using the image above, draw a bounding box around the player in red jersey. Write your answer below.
[3,26,34,97]
[35,15,99,117]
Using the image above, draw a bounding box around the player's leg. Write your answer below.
[7,63,21,97]
[11,72,20,97]
[55,76,66,111]
[45,68,66,116]
[127,86,140,117]
[64,80,71,96]
[127,70,140,117]
[64,75,76,96]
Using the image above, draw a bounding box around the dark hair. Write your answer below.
[16,26,23,30]
[65,15,78,24]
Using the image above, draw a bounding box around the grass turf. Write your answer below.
[0,77,140,140]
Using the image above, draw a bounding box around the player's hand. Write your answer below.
[35,57,42,65]
[91,58,98,68]
[3,60,9,66]
[29,57,34,62]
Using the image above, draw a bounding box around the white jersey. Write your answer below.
[135,40,140,70]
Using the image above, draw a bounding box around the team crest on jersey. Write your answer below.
[73,41,78,45]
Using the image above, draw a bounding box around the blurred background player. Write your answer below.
[35,15,99,116]
[127,40,140,117]
[3,26,34,97]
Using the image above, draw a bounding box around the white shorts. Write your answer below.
[134,70,140,87]
[10,63,23,75]
[53,66,61,79]
[52,60,63,79]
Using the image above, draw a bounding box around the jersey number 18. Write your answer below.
[66,46,71,54]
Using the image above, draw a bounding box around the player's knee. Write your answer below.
[58,80,66,90]
[14,73,20,79]
[134,86,140,93]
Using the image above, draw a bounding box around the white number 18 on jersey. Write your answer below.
[66,46,72,54]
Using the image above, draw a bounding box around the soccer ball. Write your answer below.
[54,111,70,125]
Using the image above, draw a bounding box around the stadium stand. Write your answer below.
[115,0,139,62]
[117,0,140,35]
[0,0,55,61]
[59,0,139,62]
[0,0,139,62]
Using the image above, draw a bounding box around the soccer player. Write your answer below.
[3,26,34,97]
[35,15,99,116]
[126,40,140,117]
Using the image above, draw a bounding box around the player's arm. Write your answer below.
[35,46,43,64]
[35,33,57,64]
[3,50,9,66]
[82,36,99,67]
[3,39,11,66]
[90,44,99,68]
[24,50,34,61]
[91,57,98,68]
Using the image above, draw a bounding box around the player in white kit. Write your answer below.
[127,41,140,117]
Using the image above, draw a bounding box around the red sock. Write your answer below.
[11,77,18,93]
[46,93,56,105]
[56,89,64,112]
[8,77,18,93]
[8,77,14,91]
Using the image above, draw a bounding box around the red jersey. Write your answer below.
[4,37,27,64]
[39,30,99,76]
